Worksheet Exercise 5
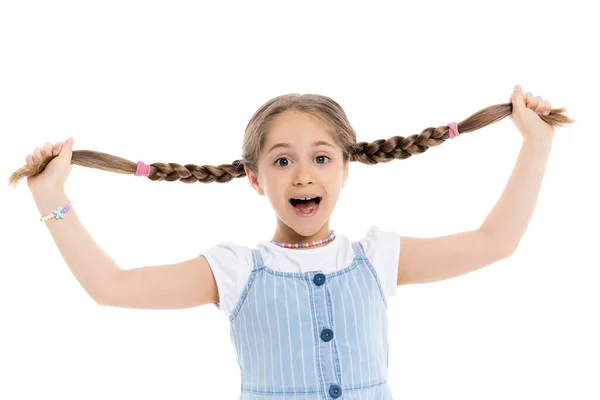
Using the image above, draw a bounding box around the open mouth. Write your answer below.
[289,196,322,215]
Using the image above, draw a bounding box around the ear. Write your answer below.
[244,166,264,195]
[342,159,349,188]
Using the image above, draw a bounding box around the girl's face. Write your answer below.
[246,110,349,238]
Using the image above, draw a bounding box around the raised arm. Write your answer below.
[397,87,556,285]
[32,188,121,302]
[32,187,219,309]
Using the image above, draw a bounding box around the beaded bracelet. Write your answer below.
[40,202,74,223]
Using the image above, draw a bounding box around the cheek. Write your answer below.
[261,176,284,199]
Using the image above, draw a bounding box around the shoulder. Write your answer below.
[357,225,402,298]
[358,225,401,257]
[199,241,255,316]
[199,241,256,278]
[200,241,254,267]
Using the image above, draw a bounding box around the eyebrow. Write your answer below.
[266,140,336,155]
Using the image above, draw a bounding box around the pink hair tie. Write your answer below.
[448,122,460,139]
[135,161,151,177]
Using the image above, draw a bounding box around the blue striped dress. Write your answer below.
[228,241,394,399]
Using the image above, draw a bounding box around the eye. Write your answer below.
[315,155,331,164]
[273,155,331,168]
[274,157,290,167]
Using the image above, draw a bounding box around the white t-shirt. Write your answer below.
[200,225,401,318]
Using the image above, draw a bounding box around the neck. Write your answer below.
[271,220,333,249]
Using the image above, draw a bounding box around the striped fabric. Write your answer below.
[228,241,393,399]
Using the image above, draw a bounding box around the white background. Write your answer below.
[1,1,598,399]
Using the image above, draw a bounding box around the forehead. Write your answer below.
[266,111,333,143]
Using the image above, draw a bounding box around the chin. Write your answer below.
[291,217,330,237]
[279,215,327,238]
[291,226,322,238]
[276,198,332,237]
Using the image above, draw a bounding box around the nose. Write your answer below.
[293,162,315,186]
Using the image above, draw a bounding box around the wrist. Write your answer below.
[30,184,66,199]
[32,188,71,219]
[523,134,553,148]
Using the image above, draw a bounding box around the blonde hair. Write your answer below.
[8,93,574,187]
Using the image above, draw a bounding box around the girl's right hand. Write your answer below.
[25,138,74,194]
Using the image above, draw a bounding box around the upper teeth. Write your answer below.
[294,197,316,200]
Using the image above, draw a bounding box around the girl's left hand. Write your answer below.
[509,85,555,141]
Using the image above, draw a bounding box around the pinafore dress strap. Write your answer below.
[351,240,367,261]
[250,248,265,272]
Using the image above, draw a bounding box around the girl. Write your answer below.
[9,85,573,399]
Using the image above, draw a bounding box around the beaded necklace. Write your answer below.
[270,230,336,248]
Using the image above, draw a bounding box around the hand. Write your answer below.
[509,85,555,141]
[25,138,74,194]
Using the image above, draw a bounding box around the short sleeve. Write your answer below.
[199,242,253,317]
[358,225,401,299]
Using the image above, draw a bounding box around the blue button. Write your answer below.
[320,328,334,342]
[313,273,326,286]
[329,384,342,398]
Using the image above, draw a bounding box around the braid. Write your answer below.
[350,103,573,165]
[147,159,246,183]
[7,102,574,188]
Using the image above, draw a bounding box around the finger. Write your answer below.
[510,85,525,113]
[25,154,34,166]
[42,142,53,157]
[524,92,535,108]
[58,138,73,159]
[544,100,551,115]
[534,96,545,113]
[32,147,42,162]
[53,141,63,156]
